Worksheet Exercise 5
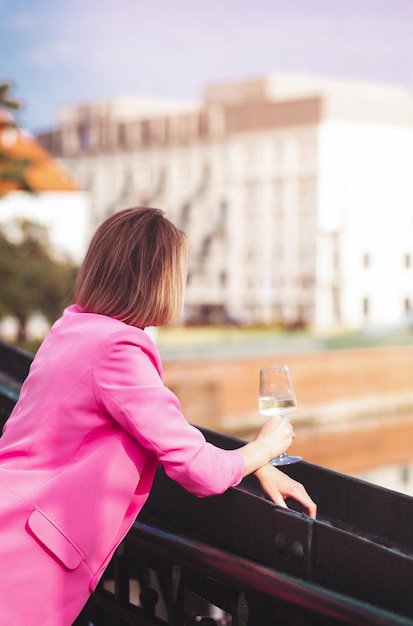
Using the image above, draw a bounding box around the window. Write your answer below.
[78,124,90,151]
[118,123,127,148]
[362,253,370,268]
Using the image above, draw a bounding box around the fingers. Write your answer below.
[300,495,317,519]
[285,482,317,519]
[254,464,317,519]
[277,417,295,455]
[254,416,294,460]
[306,500,317,519]
[271,494,288,510]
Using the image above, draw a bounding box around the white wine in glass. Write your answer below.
[259,365,302,466]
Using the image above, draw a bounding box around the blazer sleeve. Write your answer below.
[92,331,245,497]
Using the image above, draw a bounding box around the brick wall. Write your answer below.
[163,345,413,474]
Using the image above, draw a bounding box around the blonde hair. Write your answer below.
[74,207,188,328]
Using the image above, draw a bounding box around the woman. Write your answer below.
[0,207,316,624]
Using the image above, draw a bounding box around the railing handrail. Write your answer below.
[128,515,413,626]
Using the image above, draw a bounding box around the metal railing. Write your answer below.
[1,339,413,625]
[73,439,413,626]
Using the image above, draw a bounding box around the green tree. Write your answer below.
[0,81,21,111]
[0,80,35,194]
[0,219,77,343]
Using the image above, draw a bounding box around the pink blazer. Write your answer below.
[0,305,244,624]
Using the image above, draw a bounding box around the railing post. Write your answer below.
[115,542,130,606]
[167,563,184,625]
[140,587,158,619]
[232,590,249,626]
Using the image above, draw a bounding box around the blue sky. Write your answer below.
[1,0,413,133]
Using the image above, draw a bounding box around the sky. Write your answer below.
[1,0,413,134]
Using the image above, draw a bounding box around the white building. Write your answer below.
[0,191,89,265]
[0,113,90,263]
[37,74,413,330]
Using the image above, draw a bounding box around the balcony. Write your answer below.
[1,339,413,625]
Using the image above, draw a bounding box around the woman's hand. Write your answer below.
[235,418,316,518]
[254,415,295,459]
[254,463,317,519]
[236,416,295,476]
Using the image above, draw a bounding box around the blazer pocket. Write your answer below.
[27,509,85,570]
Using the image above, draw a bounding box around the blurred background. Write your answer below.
[1,0,413,492]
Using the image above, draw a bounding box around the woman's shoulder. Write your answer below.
[61,305,161,369]
[62,305,152,341]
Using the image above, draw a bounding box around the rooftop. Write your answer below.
[0,111,79,194]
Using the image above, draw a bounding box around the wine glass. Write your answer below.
[259,365,302,466]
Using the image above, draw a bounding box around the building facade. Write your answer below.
[37,74,413,330]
